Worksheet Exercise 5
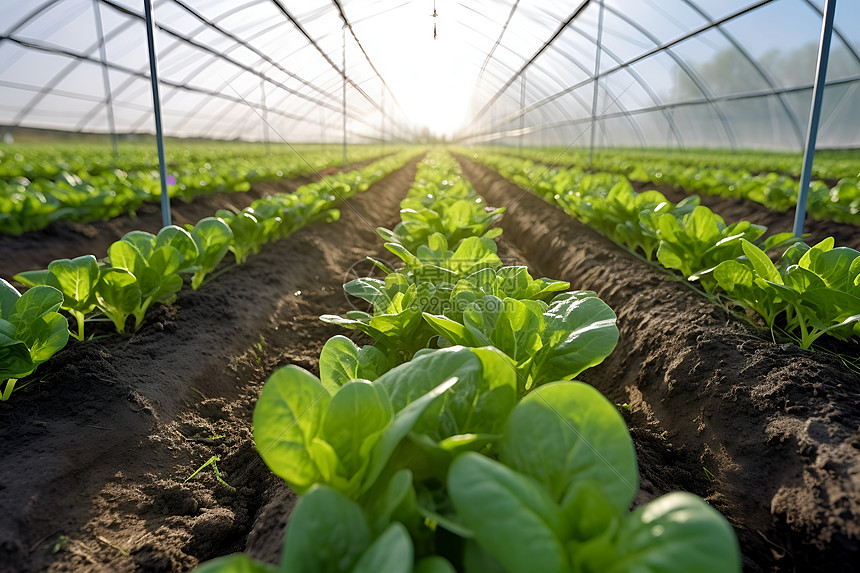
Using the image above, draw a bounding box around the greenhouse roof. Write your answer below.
[1,0,858,149]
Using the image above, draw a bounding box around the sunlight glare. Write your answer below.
[366,4,474,137]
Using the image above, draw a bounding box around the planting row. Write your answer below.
[472,152,860,349]
[533,147,860,180]
[501,147,860,225]
[0,150,418,401]
[194,151,740,573]
[0,143,391,235]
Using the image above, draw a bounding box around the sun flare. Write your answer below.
[366,8,474,137]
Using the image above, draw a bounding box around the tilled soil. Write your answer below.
[458,155,860,573]
[0,155,419,572]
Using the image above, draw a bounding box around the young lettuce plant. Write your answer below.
[714,238,860,347]
[423,291,619,393]
[0,279,69,400]
[254,342,518,496]
[446,382,741,573]
[216,209,264,264]
[14,254,100,340]
[98,230,185,332]
[656,205,795,288]
[188,217,233,289]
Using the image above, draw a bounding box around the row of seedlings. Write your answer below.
[473,152,860,350]
[0,151,419,400]
[194,151,740,573]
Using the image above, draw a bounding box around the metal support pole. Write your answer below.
[519,71,526,152]
[381,84,385,150]
[793,0,837,238]
[261,77,270,155]
[93,0,119,157]
[342,24,347,166]
[589,0,605,166]
[143,0,171,228]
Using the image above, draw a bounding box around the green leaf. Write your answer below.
[422,312,478,347]
[121,230,156,259]
[11,270,60,291]
[464,297,543,365]
[414,557,457,573]
[0,327,33,380]
[587,492,741,573]
[95,268,141,334]
[804,247,860,291]
[26,313,70,365]
[0,279,22,320]
[8,285,64,329]
[351,523,413,573]
[47,255,100,311]
[108,239,158,297]
[741,240,781,284]
[713,260,753,292]
[448,452,570,573]
[281,486,371,573]
[363,469,416,534]
[499,382,638,517]
[533,294,619,385]
[687,206,720,244]
[321,380,393,476]
[253,365,332,494]
[361,376,458,495]
[319,335,361,388]
[191,217,233,289]
[156,225,200,272]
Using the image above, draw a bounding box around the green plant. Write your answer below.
[15,254,100,340]
[0,279,69,400]
[713,238,860,347]
[189,217,234,290]
[97,231,185,332]
[184,455,235,493]
[423,291,618,392]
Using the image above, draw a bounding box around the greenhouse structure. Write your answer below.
[0,1,858,572]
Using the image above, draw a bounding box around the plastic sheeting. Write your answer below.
[1,0,858,149]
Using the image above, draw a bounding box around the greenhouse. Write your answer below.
[0,0,858,571]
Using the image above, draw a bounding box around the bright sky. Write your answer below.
[355,2,478,137]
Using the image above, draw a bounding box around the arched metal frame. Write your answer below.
[0,0,858,151]
[464,0,858,150]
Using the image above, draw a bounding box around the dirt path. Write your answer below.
[0,155,387,283]
[0,156,420,573]
[457,155,860,573]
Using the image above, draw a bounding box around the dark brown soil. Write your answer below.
[0,155,419,572]
[630,180,860,250]
[458,155,860,573]
[0,155,385,283]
